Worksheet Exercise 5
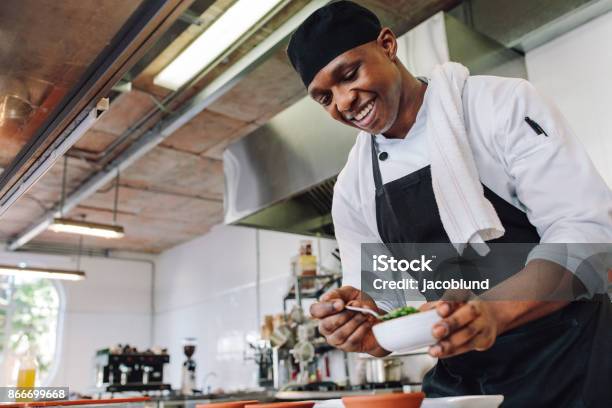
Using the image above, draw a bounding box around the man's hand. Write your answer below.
[426,260,576,359]
[428,300,501,358]
[310,286,389,357]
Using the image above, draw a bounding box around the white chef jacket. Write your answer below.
[373,85,429,183]
[332,75,612,294]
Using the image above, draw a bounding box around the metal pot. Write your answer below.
[364,357,404,383]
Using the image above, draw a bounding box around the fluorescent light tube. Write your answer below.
[49,218,125,239]
[0,265,85,281]
[154,0,285,90]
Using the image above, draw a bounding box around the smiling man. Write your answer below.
[286,1,612,407]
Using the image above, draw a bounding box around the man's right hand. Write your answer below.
[309,285,390,357]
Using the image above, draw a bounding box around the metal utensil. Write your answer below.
[364,357,404,383]
[345,305,384,320]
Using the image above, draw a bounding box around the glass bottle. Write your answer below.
[16,350,37,388]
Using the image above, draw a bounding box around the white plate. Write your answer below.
[372,309,440,352]
[314,395,504,408]
[313,400,343,408]
[421,395,504,408]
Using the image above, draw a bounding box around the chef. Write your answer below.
[286,1,612,407]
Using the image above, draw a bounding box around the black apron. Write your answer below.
[370,135,612,407]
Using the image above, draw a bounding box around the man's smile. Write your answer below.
[348,97,377,129]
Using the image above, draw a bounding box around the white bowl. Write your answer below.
[372,309,440,352]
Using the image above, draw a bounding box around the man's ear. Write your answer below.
[377,27,398,61]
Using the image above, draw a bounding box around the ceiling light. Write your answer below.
[49,218,125,239]
[154,0,286,90]
[0,264,85,281]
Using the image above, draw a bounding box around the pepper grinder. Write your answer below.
[180,337,197,395]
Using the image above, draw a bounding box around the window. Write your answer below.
[0,275,62,386]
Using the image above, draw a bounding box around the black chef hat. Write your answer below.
[287,1,382,88]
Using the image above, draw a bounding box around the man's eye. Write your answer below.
[320,95,331,106]
[343,68,357,81]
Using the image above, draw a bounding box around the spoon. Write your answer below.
[345,305,384,320]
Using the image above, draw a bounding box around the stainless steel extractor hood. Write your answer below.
[222,14,524,238]
[223,1,608,237]
[223,97,357,237]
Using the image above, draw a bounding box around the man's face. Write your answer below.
[307,31,402,135]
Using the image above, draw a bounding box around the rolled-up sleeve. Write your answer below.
[331,183,375,290]
[332,178,411,310]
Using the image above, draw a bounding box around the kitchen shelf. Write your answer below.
[283,274,342,313]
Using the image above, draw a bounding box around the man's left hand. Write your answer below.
[428,300,503,358]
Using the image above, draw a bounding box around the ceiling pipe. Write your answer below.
[6,0,332,252]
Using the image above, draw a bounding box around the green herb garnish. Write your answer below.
[381,306,420,321]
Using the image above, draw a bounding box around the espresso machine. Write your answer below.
[95,344,171,392]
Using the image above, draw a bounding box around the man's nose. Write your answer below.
[335,89,357,117]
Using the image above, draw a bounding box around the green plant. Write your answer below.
[2,276,60,383]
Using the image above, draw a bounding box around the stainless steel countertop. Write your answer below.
[150,392,275,407]
[274,388,403,400]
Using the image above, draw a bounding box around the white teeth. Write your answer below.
[355,101,374,122]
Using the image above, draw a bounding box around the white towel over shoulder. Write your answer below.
[427,62,505,255]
